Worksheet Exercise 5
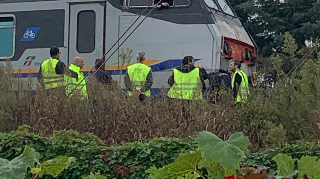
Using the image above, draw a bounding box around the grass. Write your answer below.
[1,60,320,151]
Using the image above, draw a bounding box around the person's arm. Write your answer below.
[168,72,174,87]
[142,69,153,92]
[124,71,132,91]
[37,65,43,84]
[200,68,208,80]
[64,69,78,79]
[104,71,113,84]
[199,69,206,92]
[55,61,67,74]
[233,73,242,98]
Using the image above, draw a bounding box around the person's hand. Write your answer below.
[134,89,141,95]
[196,65,203,69]
[162,2,169,6]
[37,81,43,88]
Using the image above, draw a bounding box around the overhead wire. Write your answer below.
[286,39,320,77]
[66,0,163,97]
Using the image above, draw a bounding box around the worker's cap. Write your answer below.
[50,46,60,56]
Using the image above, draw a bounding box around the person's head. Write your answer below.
[137,51,145,62]
[182,56,194,66]
[50,46,60,58]
[73,56,84,69]
[95,59,105,70]
[229,60,241,72]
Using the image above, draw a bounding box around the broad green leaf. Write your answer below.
[196,131,250,172]
[227,132,250,152]
[38,156,76,177]
[177,171,200,179]
[82,171,108,179]
[272,153,295,177]
[146,150,201,179]
[31,167,41,174]
[0,146,40,179]
[275,171,299,179]
[298,156,320,179]
[198,159,224,179]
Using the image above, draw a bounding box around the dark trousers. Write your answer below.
[169,98,192,119]
[45,86,65,97]
[139,94,147,105]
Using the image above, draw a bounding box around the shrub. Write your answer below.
[2,127,320,178]
[0,126,196,179]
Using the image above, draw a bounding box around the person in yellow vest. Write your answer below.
[229,60,249,103]
[64,56,88,99]
[124,51,153,102]
[37,46,66,95]
[167,56,204,119]
[167,56,204,100]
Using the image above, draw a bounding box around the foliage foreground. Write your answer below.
[0,145,75,179]
[2,126,320,179]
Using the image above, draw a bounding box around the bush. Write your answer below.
[0,126,196,179]
[1,126,320,178]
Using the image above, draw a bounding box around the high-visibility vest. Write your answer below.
[64,64,88,98]
[167,68,203,100]
[40,58,64,89]
[231,69,249,103]
[127,63,151,97]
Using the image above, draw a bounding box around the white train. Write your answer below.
[0,0,256,94]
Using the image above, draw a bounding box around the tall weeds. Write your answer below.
[0,35,320,150]
[0,63,319,151]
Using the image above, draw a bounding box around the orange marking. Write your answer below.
[12,59,164,74]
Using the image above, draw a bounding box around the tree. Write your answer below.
[228,0,320,57]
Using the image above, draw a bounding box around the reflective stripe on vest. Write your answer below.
[127,63,151,97]
[231,69,249,103]
[41,59,64,89]
[167,68,203,100]
[64,64,88,98]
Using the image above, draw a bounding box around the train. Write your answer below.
[0,0,256,94]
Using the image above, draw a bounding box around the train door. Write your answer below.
[68,2,105,66]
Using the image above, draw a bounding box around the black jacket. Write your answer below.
[95,70,113,85]
[232,73,242,98]
[168,64,206,92]
[209,72,232,91]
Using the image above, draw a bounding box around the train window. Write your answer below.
[174,0,190,7]
[154,0,173,7]
[128,0,153,6]
[77,10,96,53]
[125,0,190,8]
[0,15,15,59]
[204,0,219,9]
[216,0,234,16]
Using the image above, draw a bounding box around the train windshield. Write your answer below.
[203,0,219,9]
[204,0,234,16]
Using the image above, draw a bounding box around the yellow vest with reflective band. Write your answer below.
[40,58,64,89]
[127,63,151,97]
[231,69,249,103]
[167,68,203,100]
[64,64,88,99]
